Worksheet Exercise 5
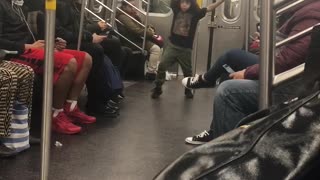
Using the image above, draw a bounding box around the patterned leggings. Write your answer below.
[0,61,34,137]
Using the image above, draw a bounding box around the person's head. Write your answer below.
[172,0,200,13]
[121,0,137,15]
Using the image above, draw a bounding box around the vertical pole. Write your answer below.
[41,1,56,179]
[142,0,150,52]
[111,0,117,27]
[259,0,274,109]
[207,0,217,71]
[244,0,251,51]
[78,0,88,51]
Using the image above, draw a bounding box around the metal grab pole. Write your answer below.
[41,1,56,179]
[244,0,251,51]
[111,0,117,27]
[78,0,87,50]
[142,0,150,51]
[259,0,274,110]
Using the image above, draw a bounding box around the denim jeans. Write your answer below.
[210,78,303,138]
[204,49,259,83]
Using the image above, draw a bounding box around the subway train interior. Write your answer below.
[1,0,320,179]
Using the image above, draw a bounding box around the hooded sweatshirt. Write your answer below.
[0,0,34,54]
[244,1,320,79]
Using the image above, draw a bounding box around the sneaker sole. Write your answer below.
[68,116,96,124]
[185,137,207,145]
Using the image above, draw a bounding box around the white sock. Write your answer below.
[66,100,78,111]
[52,108,63,118]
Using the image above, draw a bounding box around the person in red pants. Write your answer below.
[0,0,96,134]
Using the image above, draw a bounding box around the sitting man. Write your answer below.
[0,0,96,135]
[23,0,121,116]
[116,0,162,80]
[183,0,320,145]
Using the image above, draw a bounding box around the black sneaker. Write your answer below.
[145,72,156,81]
[185,88,194,99]
[151,86,162,99]
[185,130,214,145]
[87,105,118,118]
[182,74,215,89]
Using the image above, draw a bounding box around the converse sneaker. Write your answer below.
[185,130,214,145]
[182,74,215,89]
[185,88,194,99]
[151,86,162,99]
[52,112,82,134]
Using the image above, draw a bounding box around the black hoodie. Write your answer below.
[0,0,34,54]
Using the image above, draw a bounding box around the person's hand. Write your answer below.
[25,40,45,49]
[98,21,108,31]
[229,69,246,79]
[55,38,67,51]
[148,27,155,35]
[92,33,107,44]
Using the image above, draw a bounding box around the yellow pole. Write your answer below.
[41,0,56,179]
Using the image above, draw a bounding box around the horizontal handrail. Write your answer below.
[141,0,149,4]
[274,0,298,10]
[276,0,305,15]
[116,7,146,27]
[276,23,320,48]
[94,0,113,13]
[272,63,305,86]
[85,8,144,51]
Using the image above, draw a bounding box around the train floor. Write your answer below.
[0,79,215,180]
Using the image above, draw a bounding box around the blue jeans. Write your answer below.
[210,79,303,138]
[204,49,259,83]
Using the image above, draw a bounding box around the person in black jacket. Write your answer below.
[56,0,130,76]
[24,0,122,116]
[0,0,97,135]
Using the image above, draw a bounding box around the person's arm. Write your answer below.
[244,18,320,80]
[206,0,225,12]
[0,7,25,54]
[118,14,154,37]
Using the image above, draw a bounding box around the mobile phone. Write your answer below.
[223,64,235,74]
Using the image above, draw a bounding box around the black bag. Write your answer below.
[154,25,320,180]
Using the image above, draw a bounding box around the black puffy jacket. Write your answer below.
[0,0,34,54]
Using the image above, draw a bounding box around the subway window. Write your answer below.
[223,0,241,21]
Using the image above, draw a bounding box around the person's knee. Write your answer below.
[149,45,161,55]
[83,53,93,70]
[65,58,78,75]
[216,80,240,97]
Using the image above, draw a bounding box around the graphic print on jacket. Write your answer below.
[172,12,193,37]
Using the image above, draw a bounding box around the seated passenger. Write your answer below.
[116,0,161,80]
[23,0,121,116]
[183,0,320,145]
[151,0,225,99]
[0,0,96,135]
[54,0,126,103]
[0,57,34,157]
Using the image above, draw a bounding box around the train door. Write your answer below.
[209,0,247,68]
[249,0,261,39]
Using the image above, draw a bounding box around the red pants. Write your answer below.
[11,49,86,84]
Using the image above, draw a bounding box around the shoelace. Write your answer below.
[196,130,209,138]
[190,75,200,85]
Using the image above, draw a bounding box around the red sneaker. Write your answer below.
[52,112,82,135]
[65,105,96,124]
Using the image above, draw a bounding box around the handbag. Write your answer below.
[154,25,320,180]
[0,101,30,153]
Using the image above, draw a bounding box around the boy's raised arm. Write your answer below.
[206,0,225,12]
